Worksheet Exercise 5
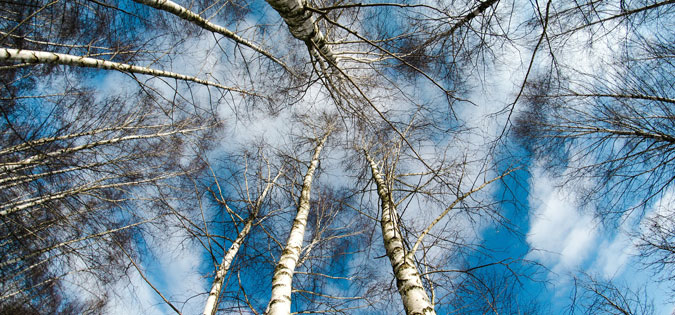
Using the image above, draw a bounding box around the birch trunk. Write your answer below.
[0,126,203,173]
[0,172,182,216]
[364,151,436,315]
[203,169,282,315]
[0,48,251,94]
[265,133,329,315]
[0,125,134,156]
[131,0,289,71]
[263,0,336,64]
[202,218,253,315]
[0,160,121,189]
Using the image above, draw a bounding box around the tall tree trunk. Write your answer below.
[203,169,282,315]
[202,218,253,315]
[0,126,203,173]
[263,0,336,63]
[0,48,250,94]
[0,172,182,216]
[265,132,329,315]
[364,150,436,315]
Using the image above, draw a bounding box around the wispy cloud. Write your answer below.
[526,164,598,275]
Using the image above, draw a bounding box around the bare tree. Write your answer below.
[4,0,639,313]
[265,128,331,315]
[515,0,675,290]
[567,273,654,315]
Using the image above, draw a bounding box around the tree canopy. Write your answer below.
[1,0,673,314]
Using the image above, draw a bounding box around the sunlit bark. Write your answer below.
[363,150,435,315]
[264,0,335,63]
[0,48,251,94]
[203,169,282,315]
[0,126,204,173]
[265,131,330,315]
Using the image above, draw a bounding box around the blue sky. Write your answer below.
[93,0,675,313]
[2,0,674,314]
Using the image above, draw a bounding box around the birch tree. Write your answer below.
[265,129,330,315]
[515,0,675,288]
[363,149,436,315]
[4,0,653,313]
[0,91,215,311]
[202,147,284,315]
[0,0,267,309]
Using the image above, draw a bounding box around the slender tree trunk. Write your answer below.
[203,169,282,315]
[364,150,436,315]
[0,124,136,156]
[0,48,250,93]
[265,132,329,315]
[203,218,253,315]
[0,126,203,173]
[0,172,181,216]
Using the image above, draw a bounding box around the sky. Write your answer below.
[98,0,675,313]
[2,0,674,314]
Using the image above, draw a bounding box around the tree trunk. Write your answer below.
[203,168,282,315]
[202,218,253,315]
[0,48,250,93]
[265,132,329,315]
[263,0,336,63]
[364,150,436,315]
[0,126,203,173]
[0,172,181,216]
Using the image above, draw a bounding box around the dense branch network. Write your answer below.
[1,0,672,314]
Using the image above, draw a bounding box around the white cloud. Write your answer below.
[105,267,164,315]
[525,166,675,315]
[526,165,598,274]
[146,220,208,312]
[99,215,207,315]
[593,232,635,279]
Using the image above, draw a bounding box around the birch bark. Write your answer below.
[0,172,182,216]
[0,48,251,94]
[131,0,289,71]
[202,218,253,315]
[264,132,329,315]
[0,126,203,173]
[363,150,436,315]
[203,169,283,315]
[263,0,336,64]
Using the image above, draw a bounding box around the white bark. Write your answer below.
[0,159,119,189]
[0,48,252,94]
[264,0,336,64]
[0,123,176,156]
[132,0,290,72]
[202,218,253,315]
[0,126,203,173]
[203,169,283,315]
[265,132,329,315]
[363,150,436,315]
[1,125,124,156]
[0,172,182,216]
